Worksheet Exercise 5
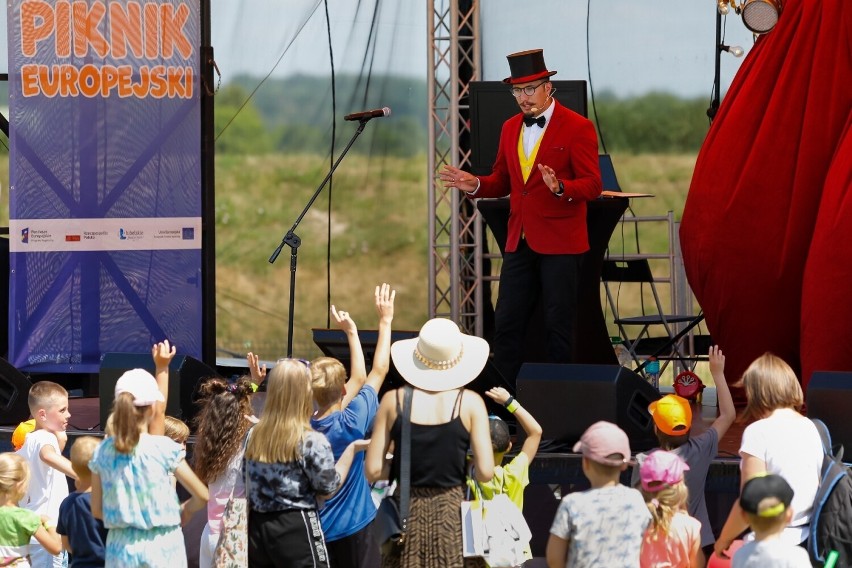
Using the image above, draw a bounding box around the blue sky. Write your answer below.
[0,0,756,99]
[209,0,756,99]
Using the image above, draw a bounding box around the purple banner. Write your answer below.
[7,0,202,372]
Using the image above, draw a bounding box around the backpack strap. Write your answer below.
[812,418,832,456]
[399,385,413,539]
[812,418,845,462]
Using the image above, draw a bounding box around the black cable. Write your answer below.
[214,0,324,141]
[324,0,336,329]
[586,0,607,155]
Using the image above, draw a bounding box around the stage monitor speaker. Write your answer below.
[99,353,221,430]
[0,357,33,425]
[807,371,852,453]
[516,363,660,452]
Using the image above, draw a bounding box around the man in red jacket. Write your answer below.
[441,49,602,385]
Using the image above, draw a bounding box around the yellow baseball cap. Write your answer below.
[648,395,692,436]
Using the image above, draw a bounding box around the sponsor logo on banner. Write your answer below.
[119,228,144,241]
[9,218,201,252]
[25,229,55,244]
[83,231,108,241]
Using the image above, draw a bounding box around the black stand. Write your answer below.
[268,119,369,357]
[707,9,722,120]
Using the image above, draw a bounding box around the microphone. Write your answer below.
[344,107,391,121]
[530,90,555,115]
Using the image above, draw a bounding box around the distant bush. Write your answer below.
[214,77,712,157]
[593,91,711,154]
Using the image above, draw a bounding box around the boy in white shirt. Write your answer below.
[17,381,77,568]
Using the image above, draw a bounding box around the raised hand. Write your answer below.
[709,345,725,378]
[439,164,478,193]
[331,305,357,335]
[152,339,176,368]
[375,283,395,323]
[247,352,267,386]
[485,386,511,406]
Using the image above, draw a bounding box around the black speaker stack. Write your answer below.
[516,363,661,452]
[98,353,221,430]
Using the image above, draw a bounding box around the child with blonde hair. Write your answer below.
[56,436,107,567]
[310,283,394,568]
[17,381,76,568]
[89,340,208,567]
[246,358,365,567]
[0,452,62,565]
[164,416,190,448]
[639,450,701,567]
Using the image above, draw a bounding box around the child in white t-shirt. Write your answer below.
[17,381,77,568]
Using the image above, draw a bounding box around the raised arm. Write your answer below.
[247,352,267,391]
[486,387,543,463]
[709,345,736,439]
[365,283,395,394]
[333,304,365,410]
[150,339,176,436]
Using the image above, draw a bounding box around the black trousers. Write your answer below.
[248,508,330,568]
[326,519,380,568]
[492,239,581,386]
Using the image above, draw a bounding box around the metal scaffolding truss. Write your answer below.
[427,0,483,335]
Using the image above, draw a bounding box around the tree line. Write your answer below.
[214,75,713,156]
[0,75,716,155]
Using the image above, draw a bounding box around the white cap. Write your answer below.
[114,369,165,407]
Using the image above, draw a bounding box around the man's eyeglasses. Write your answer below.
[510,81,547,98]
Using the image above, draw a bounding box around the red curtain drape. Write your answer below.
[680,0,852,399]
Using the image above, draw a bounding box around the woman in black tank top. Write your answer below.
[366,319,494,568]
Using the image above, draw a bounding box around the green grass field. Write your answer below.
[1,151,713,384]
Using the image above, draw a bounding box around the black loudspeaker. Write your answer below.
[516,363,660,452]
[0,357,33,425]
[99,353,221,430]
[807,371,852,453]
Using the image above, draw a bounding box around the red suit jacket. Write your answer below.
[474,100,602,254]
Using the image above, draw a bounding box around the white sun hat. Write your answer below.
[390,318,490,392]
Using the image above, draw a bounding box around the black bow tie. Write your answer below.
[523,115,546,128]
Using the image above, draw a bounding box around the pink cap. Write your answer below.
[572,421,631,467]
[640,450,690,492]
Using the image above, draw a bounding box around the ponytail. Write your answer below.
[111,393,148,454]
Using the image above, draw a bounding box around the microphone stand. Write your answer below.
[707,8,723,121]
[269,119,369,357]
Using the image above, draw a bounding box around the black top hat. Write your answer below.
[503,49,557,85]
